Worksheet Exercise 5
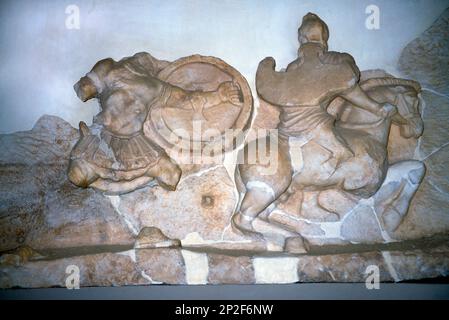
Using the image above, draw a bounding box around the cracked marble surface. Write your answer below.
[1,8,449,286]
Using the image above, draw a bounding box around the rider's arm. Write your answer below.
[340,84,394,118]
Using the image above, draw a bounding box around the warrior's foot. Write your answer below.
[156,177,178,191]
[149,158,182,191]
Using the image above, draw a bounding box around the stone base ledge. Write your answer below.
[1,244,448,288]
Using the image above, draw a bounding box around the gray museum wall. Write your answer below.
[0,0,448,133]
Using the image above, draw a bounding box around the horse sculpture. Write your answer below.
[232,14,425,250]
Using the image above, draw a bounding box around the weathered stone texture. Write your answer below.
[208,254,255,284]
[399,8,449,95]
[0,116,136,252]
[393,9,449,240]
[2,8,449,287]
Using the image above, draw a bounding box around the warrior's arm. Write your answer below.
[163,85,206,112]
[340,84,395,117]
[194,81,241,109]
[127,52,170,76]
[165,82,241,114]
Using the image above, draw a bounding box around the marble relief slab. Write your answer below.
[1,9,449,287]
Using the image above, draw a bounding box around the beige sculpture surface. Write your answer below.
[68,53,252,194]
[2,9,449,287]
[233,13,425,246]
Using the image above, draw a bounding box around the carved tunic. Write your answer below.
[70,90,170,174]
[278,104,334,139]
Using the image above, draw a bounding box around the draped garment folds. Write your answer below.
[256,51,360,140]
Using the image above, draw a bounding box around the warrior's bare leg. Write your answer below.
[233,188,277,233]
[314,124,354,165]
[90,176,155,195]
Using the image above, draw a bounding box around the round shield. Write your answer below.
[145,55,253,155]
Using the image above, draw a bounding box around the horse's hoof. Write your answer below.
[231,213,265,242]
[284,236,309,254]
[232,213,255,233]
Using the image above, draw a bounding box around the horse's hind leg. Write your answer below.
[233,137,292,234]
[233,182,278,233]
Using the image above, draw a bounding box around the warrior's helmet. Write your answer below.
[298,13,329,50]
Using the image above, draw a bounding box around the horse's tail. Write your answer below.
[360,77,421,93]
